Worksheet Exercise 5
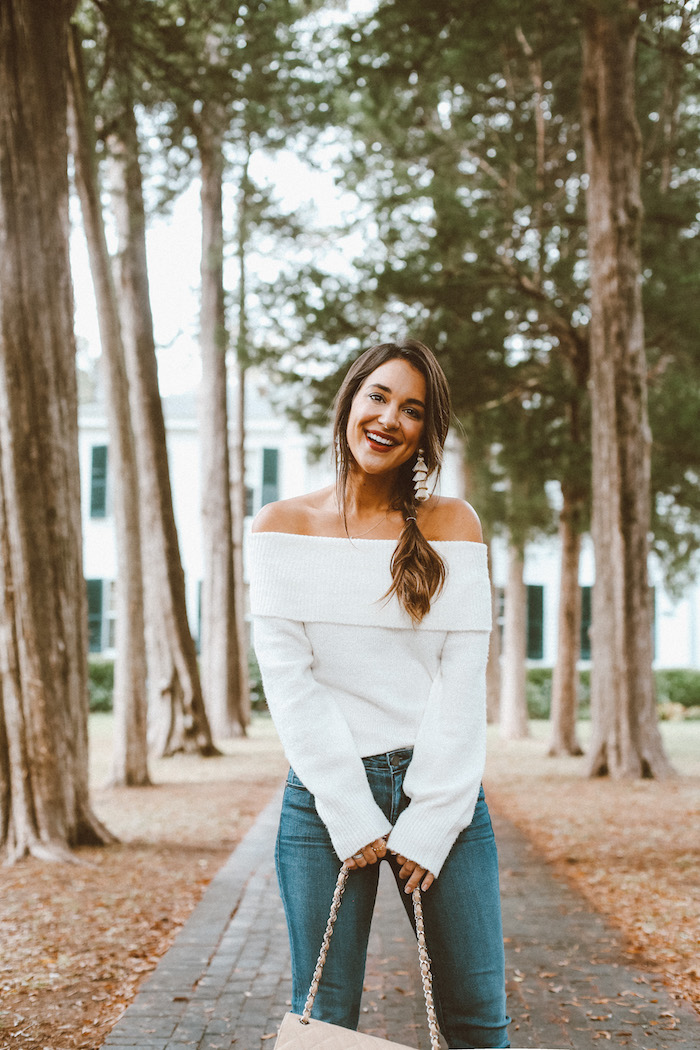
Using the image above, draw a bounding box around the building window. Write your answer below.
[580,586,592,660]
[245,485,255,518]
[106,581,117,650]
[495,585,543,660]
[87,579,116,653]
[526,584,544,660]
[90,445,108,518]
[86,579,103,653]
[261,448,279,507]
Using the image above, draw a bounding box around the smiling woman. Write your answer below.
[347,360,426,468]
[248,339,510,1049]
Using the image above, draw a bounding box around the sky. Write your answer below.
[70,0,377,396]
[70,147,368,395]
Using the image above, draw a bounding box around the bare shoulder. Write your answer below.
[251,488,332,535]
[422,497,483,543]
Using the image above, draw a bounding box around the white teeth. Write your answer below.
[367,432,395,446]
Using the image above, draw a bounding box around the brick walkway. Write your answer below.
[101,795,700,1050]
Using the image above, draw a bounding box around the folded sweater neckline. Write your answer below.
[249,531,492,632]
[251,530,485,546]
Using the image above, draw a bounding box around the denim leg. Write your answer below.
[275,769,381,1029]
[275,759,509,1048]
[390,788,510,1049]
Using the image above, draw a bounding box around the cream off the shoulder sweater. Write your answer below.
[249,531,492,876]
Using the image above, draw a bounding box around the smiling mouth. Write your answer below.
[365,430,399,450]
[365,428,396,445]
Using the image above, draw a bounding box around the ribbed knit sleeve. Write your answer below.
[252,616,393,860]
[386,628,491,876]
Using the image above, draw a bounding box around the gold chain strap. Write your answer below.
[301,864,350,1023]
[411,885,441,1050]
[300,864,441,1050]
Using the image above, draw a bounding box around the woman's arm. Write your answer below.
[388,498,491,882]
[387,627,490,878]
[253,615,393,861]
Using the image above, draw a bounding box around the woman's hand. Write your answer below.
[393,853,435,894]
[344,836,388,870]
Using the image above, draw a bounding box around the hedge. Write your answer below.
[88,657,115,712]
[526,667,700,719]
[89,652,268,713]
[89,657,700,719]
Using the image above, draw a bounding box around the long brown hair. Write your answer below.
[332,339,451,623]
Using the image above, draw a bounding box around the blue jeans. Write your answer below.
[275,747,510,1049]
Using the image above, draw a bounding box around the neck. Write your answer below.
[342,470,397,519]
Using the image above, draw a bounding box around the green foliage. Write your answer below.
[525,667,591,720]
[654,669,700,709]
[639,4,700,592]
[266,0,594,545]
[249,648,268,711]
[88,658,115,712]
[261,0,700,582]
[526,667,700,719]
[71,0,700,583]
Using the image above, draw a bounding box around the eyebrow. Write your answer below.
[368,383,425,408]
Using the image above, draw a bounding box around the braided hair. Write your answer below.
[332,339,451,624]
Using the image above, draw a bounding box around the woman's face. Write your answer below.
[346,358,427,476]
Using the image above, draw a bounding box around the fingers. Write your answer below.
[371,837,388,859]
[345,837,388,870]
[345,842,435,892]
[395,855,435,894]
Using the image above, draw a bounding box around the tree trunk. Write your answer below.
[500,541,529,740]
[230,360,251,724]
[581,2,673,778]
[485,541,501,724]
[198,112,247,738]
[548,486,584,756]
[107,103,218,758]
[0,0,114,859]
[231,151,256,723]
[67,27,150,787]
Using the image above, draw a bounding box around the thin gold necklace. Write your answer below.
[349,511,389,538]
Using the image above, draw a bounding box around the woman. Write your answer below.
[249,339,510,1049]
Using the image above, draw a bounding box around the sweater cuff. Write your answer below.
[388,797,478,877]
[315,789,393,863]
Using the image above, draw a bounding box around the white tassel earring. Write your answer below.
[413,449,430,502]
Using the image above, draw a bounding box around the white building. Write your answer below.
[79,374,700,669]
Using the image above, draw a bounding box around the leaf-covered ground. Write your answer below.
[0,715,289,1050]
[483,720,700,1017]
[0,716,697,1049]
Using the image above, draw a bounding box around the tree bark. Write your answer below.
[67,27,150,787]
[581,1,673,778]
[0,0,114,859]
[232,153,254,725]
[107,102,218,758]
[548,485,584,756]
[198,111,247,738]
[230,360,250,722]
[500,541,529,740]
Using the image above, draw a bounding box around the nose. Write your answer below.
[378,402,400,429]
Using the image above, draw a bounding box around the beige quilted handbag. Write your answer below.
[274,865,562,1050]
